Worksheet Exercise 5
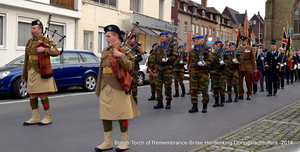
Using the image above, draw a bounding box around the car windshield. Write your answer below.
[139,54,148,65]
[7,55,25,66]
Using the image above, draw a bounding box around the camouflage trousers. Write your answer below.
[156,68,173,101]
[227,70,239,95]
[211,73,227,98]
[149,75,156,94]
[174,69,185,91]
[191,71,209,104]
[131,72,138,99]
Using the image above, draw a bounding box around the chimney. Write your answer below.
[258,11,260,16]
[201,0,207,7]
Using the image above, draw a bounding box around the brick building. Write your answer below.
[249,12,264,45]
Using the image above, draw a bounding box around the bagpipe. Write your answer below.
[162,29,177,62]
[128,31,147,60]
[35,14,66,79]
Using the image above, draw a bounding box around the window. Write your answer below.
[18,22,32,47]
[50,56,61,65]
[178,0,180,9]
[63,53,83,64]
[260,32,263,39]
[49,23,65,48]
[201,26,203,35]
[98,28,109,55]
[209,28,211,36]
[227,32,229,41]
[99,0,117,7]
[84,32,90,50]
[159,0,164,19]
[222,18,224,24]
[253,20,256,25]
[295,8,299,33]
[178,20,180,26]
[192,24,195,35]
[172,0,175,7]
[210,14,213,20]
[205,27,207,35]
[81,53,98,63]
[0,14,5,46]
[184,3,187,12]
[202,10,205,17]
[196,25,199,35]
[171,17,174,25]
[217,30,219,40]
[212,29,215,39]
[184,22,188,33]
[130,0,142,13]
[216,16,219,23]
[193,7,197,15]
[221,31,223,41]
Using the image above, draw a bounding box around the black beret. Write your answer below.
[271,39,276,45]
[104,25,123,42]
[120,30,125,36]
[263,48,268,52]
[252,44,258,47]
[240,36,248,41]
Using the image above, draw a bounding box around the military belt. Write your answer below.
[29,55,38,60]
[241,59,250,61]
[103,67,113,74]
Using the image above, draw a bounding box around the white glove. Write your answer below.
[261,57,264,61]
[220,60,225,65]
[180,61,183,64]
[197,61,205,66]
[294,65,297,70]
[232,59,238,64]
[162,58,168,62]
[280,64,284,67]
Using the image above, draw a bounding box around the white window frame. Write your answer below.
[98,27,109,56]
[196,24,199,35]
[159,0,164,20]
[184,21,188,33]
[192,24,195,35]
[222,18,224,24]
[210,14,213,20]
[171,17,174,25]
[253,20,256,25]
[17,15,39,50]
[178,0,180,9]
[49,21,66,49]
[201,26,204,35]
[209,28,211,36]
[184,3,187,12]
[193,7,197,15]
[212,29,215,39]
[84,31,91,51]
[130,0,142,13]
[172,0,175,7]
[0,13,7,49]
[217,16,219,23]
[202,10,205,17]
[205,27,207,35]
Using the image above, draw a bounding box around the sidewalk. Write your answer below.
[186,99,300,152]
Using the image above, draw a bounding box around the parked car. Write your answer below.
[138,54,149,86]
[0,50,100,99]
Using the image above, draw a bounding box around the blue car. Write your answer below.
[0,50,100,99]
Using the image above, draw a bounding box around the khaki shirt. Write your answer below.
[96,42,133,95]
[239,45,257,72]
[21,34,60,79]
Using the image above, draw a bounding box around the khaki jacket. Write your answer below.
[21,34,59,79]
[239,45,257,72]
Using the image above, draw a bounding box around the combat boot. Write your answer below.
[226,95,232,103]
[39,109,52,126]
[148,93,156,100]
[220,97,225,107]
[181,88,186,97]
[234,94,239,102]
[173,90,179,97]
[213,97,219,107]
[153,99,164,109]
[202,104,207,113]
[115,131,130,152]
[188,103,198,113]
[95,128,113,151]
[187,90,191,95]
[23,108,40,126]
[165,101,171,109]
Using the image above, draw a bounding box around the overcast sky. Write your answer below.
[192,0,267,19]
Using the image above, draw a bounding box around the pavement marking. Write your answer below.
[0,92,94,105]
[262,119,300,125]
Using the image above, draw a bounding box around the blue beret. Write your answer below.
[195,35,203,39]
[120,30,125,36]
[215,41,222,44]
[229,42,236,46]
[263,48,268,52]
[160,31,169,36]
[152,42,159,48]
[178,45,184,49]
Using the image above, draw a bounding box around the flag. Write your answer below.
[281,24,287,49]
[286,23,293,70]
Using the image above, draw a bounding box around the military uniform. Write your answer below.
[259,49,269,92]
[290,54,298,84]
[22,20,60,126]
[277,52,288,89]
[147,46,157,100]
[153,31,176,109]
[188,41,210,113]
[238,40,257,100]
[173,45,187,97]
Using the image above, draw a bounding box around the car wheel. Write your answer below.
[138,72,144,86]
[83,74,97,91]
[12,78,28,99]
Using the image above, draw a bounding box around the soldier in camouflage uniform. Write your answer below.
[188,35,211,113]
[153,31,176,109]
[127,35,143,104]
[226,43,242,103]
[173,45,187,97]
[187,37,196,95]
[210,41,229,107]
[147,42,159,100]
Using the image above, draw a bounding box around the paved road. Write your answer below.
[0,81,299,152]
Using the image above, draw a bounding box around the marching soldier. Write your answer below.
[153,31,176,109]
[238,36,257,100]
[290,51,298,85]
[252,44,259,94]
[226,43,241,103]
[188,35,210,113]
[127,35,143,104]
[259,48,269,92]
[173,45,187,97]
[187,37,196,95]
[22,20,60,126]
[277,47,288,89]
[147,42,159,100]
[95,24,139,152]
[210,41,228,107]
[265,39,280,96]
[297,50,300,81]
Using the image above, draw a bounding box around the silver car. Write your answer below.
[138,54,149,85]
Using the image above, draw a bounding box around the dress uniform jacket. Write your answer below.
[239,45,257,72]
[265,50,280,73]
[95,42,139,120]
[21,34,60,94]
[278,53,288,73]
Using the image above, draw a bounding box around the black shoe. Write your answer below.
[115,147,129,152]
[134,98,138,105]
[202,104,207,113]
[267,94,272,97]
[189,103,198,113]
[291,83,293,85]
[165,101,171,109]
[173,90,179,97]
[246,95,251,100]
[239,96,243,100]
[187,91,191,95]
[181,88,186,97]
[95,147,113,151]
[23,122,39,126]
[153,99,164,109]
[282,87,284,89]
[220,97,225,107]
[213,97,219,107]
[259,90,264,92]
[273,94,277,96]
[253,92,256,94]
[226,95,232,103]
[234,94,239,102]
[286,83,289,85]
[148,93,156,100]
